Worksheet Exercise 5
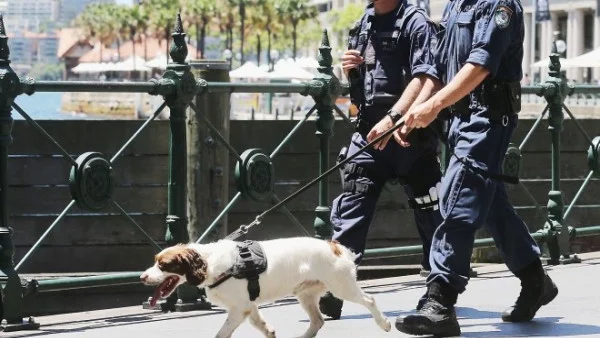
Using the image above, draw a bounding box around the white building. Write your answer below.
[5,0,60,34]
[312,0,600,83]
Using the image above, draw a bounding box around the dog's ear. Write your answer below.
[182,248,207,286]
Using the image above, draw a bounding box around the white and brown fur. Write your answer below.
[140,236,391,338]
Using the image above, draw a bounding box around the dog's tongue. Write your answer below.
[149,286,162,307]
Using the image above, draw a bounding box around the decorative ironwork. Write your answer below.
[503,144,522,179]
[235,149,275,202]
[588,136,600,176]
[69,152,114,211]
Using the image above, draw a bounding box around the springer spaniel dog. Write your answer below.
[140,237,391,338]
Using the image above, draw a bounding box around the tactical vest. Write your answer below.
[207,240,268,301]
[348,3,423,114]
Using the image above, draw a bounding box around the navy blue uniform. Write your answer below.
[395,1,558,334]
[331,0,443,266]
[426,0,540,293]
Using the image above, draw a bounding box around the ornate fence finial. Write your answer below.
[175,11,184,34]
[548,54,561,78]
[170,12,188,64]
[318,29,332,70]
[0,14,6,37]
[0,14,9,63]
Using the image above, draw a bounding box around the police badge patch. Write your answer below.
[494,5,512,29]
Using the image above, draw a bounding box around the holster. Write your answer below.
[450,80,522,121]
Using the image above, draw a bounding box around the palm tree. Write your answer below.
[74,6,99,56]
[74,3,116,62]
[145,0,179,58]
[247,5,264,65]
[122,5,149,70]
[248,0,281,67]
[111,4,131,61]
[180,0,216,59]
[215,0,236,51]
[135,2,152,62]
[275,0,318,60]
[230,0,254,64]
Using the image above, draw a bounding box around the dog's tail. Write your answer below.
[327,240,358,262]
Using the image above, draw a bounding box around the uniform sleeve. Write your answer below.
[407,15,440,79]
[467,0,518,76]
[426,3,451,81]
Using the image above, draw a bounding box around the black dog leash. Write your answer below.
[225,120,407,240]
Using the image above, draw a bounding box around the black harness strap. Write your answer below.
[206,240,267,301]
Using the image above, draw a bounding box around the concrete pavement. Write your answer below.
[5,252,600,338]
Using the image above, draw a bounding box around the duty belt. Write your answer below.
[449,80,521,120]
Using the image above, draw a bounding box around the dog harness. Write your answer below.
[206,240,268,301]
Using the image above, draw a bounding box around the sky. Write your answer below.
[115,0,133,5]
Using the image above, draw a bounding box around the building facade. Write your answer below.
[5,0,60,34]
[312,0,600,83]
[5,0,116,34]
[8,32,59,66]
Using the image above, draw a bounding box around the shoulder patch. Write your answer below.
[494,5,513,29]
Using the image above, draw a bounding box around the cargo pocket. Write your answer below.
[440,161,468,219]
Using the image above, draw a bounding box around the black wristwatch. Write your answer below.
[386,109,403,123]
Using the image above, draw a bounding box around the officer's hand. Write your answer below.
[367,115,394,150]
[341,50,364,71]
[403,100,440,129]
[393,122,414,148]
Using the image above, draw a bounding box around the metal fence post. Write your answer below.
[540,54,580,265]
[142,14,207,312]
[0,15,39,332]
[311,30,342,239]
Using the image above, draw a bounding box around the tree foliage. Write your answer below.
[74,0,322,65]
[328,3,364,48]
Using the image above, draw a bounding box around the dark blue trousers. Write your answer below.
[330,131,443,265]
[428,112,541,293]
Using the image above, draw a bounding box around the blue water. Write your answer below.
[13,92,100,120]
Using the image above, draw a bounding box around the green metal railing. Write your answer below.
[0,14,351,330]
[0,12,599,332]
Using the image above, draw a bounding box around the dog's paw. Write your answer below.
[266,330,276,338]
[381,319,392,332]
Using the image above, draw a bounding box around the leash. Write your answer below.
[226,115,521,241]
[225,120,407,240]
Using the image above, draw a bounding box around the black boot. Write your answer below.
[417,266,430,310]
[502,259,558,322]
[319,291,343,320]
[395,281,461,337]
[416,291,428,311]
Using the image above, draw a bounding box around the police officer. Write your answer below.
[393,0,559,336]
[318,0,445,320]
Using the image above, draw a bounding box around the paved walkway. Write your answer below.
[5,252,600,338]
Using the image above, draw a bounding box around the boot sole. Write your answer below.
[395,317,461,337]
[502,278,559,323]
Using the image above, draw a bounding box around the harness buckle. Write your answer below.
[502,115,509,127]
